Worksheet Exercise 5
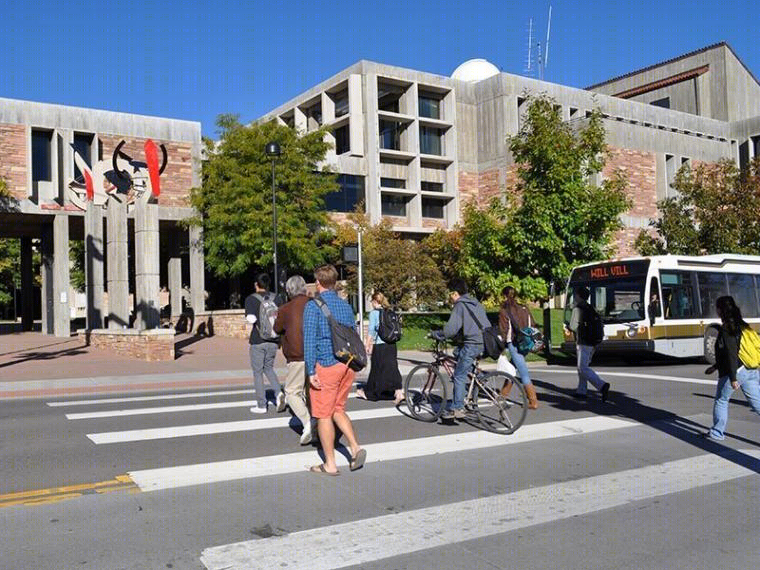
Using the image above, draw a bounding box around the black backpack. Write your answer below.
[313,295,367,372]
[377,308,402,343]
[580,304,604,346]
[463,303,506,360]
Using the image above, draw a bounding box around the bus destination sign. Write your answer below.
[572,260,650,282]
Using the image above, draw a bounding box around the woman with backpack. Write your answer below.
[704,295,760,441]
[498,286,539,409]
[357,292,404,404]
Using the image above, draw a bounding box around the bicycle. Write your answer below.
[403,334,528,434]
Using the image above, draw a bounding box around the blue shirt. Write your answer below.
[368,309,385,345]
[303,290,357,376]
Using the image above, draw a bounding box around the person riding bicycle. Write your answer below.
[431,278,489,420]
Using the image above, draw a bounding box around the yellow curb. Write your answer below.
[0,475,138,508]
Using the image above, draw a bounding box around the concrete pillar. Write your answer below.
[349,74,364,157]
[168,229,183,317]
[85,203,104,330]
[52,214,70,337]
[106,199,130,329]
[189,224,205,314]
[20,237,34,331]
[40,225,54,334]
[134,201,160,329]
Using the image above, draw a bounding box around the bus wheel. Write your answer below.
[703,325,720,365]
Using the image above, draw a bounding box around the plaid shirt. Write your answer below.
[303,290,357,376]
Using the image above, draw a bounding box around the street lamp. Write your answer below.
[265,141,281,295]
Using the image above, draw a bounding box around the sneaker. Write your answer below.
[299,428,312,445]
[600,383,610,403]
[702,432,724,442]
[452,408,466,419]
[275,391,287,413]
[441,410,455,420]
[250,403,267,414]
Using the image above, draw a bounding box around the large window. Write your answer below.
[381,195,407,216]
[697,272,728,318]
[420,126,443,155]
[418,94,441,119]
[728,273,759,318]
[323,175,365,213]
[379,120,401,151]
[421,197,445,219]
[334,125,350,155]
[73,132,94,183]
[32,129,53,182]
[333,91,349,118]
[380,177,405,189]
[566,278,646,323]
[421,181,443,193]
[661,271,698,319]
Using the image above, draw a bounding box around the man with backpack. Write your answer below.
[245,273,284,414]
[568,286,611,402]
[303,264,366,475]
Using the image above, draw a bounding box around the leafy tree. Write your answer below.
[0,178,17,310]
[506,94,630,289]
[189,115,339,279]
[636,158,760,255]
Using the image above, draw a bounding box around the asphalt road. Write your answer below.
[1,359,759,569]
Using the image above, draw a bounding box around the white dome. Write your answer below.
[451,59,500,82]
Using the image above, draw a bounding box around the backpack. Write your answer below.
[254,293,279,341]
[313,295,367,372]
[377,308,402,343]
[579,304,604,346]
[463,303,506,360]
[515,326,545,355]
[738,327,760,369]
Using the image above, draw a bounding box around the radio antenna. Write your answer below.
[524,18,534,75]
[544,5,552,72]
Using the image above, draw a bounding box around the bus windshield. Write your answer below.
[565,277,647,323]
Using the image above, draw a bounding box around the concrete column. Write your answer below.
[20,237,34,331]
[52,214,70,337]
[364,73,381,224]
[349,74,364,157]
[189,224,205,314]
[106,199,129,329]
[40,224,54,335]
[85,203,104,330]
[168,229,183,317]
[134,201,161,329]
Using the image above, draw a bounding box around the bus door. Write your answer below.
[660,271,699,355]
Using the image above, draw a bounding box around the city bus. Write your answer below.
[561,254,760,361]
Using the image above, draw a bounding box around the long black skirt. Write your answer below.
[364,342,402,401]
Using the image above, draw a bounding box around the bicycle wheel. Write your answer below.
[473,372,528,434]
[404,364,448,422]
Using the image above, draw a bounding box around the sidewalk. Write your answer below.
[0,332,500,399]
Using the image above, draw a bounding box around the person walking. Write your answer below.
[568,286,610,402]
[273,275,314,445]
[704,295,760,441]
[303,264,366,475]
[245,273,284,414]
[498,286,539,409]
[357,292,404,404]
[431,278,489,420]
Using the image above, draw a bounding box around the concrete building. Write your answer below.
[0,98,205,338]
[258,42,760,251]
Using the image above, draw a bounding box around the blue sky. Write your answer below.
[1,0,757,137]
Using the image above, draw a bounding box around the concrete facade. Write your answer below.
[258,42,759,256]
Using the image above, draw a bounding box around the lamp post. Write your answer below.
[265,141,281,295]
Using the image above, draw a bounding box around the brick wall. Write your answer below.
[88,328,175,361]
[603,148,658,220]
[172,309,251,339]
[0,123,27,200]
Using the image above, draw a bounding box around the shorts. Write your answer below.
[310,362,355,419]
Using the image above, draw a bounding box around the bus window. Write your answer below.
[728,273,759,318]
[648,277,662,322]
[661,271,697,319]
[697,272,728,318]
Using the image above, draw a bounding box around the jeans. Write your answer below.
[507,342,532,385]
[576,344,605,394]
[709,366,760,440]
[450,343,482,410]
[249,342,282,407]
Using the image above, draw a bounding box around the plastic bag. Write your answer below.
[496,353,517,376]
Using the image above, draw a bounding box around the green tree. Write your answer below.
[189,115,339,279]
[0,178,18,311]
[506,94,631,289]
[635,158,760,255]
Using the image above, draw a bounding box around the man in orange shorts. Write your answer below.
[303,264,366,475]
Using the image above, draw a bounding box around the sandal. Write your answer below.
[350,449,367,471]
[309,464,340,476]
[393,390,405,405]
[355,389,367,400]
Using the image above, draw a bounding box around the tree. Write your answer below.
[0,178,18,311]
[189,115,339,280]
[506,94,631,289]
[635,158,760,256]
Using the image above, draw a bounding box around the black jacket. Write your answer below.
[714,325,741,383]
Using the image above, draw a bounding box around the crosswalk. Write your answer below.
[43,377,754,570]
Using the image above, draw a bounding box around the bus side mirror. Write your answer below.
[648,301,659,326]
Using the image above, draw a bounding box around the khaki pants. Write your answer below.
[284,361,311,430]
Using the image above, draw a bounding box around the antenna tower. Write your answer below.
[524,19,534,75]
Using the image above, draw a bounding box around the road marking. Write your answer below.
[0,475,138,508]
[47,388,255,406]
[533,368,717,386]
[200,449,760,570]
[128,416,634,492]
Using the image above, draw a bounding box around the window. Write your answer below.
[73,132,94,183]
[333,91,349,118]
[420,126,443,155]
[379,120,401,150]
[418,94,441,119]
[380,177,405,189]
[378,83,404,113]
[421,181,443,193]
[728,273,759,318]
[753,136,760,160]
[665,154,676,196]
[323,175,365,213]
[421,197,445,219]
[334,125,350,155]
[697,272,728,318]
[565,277,646,323]
[651,97,670,109]
[648,277,662,319]
[661,271,698,319]
[381,195,407,216]
[32,129,53,182]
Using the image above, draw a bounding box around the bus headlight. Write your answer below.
[625,325,638,338]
